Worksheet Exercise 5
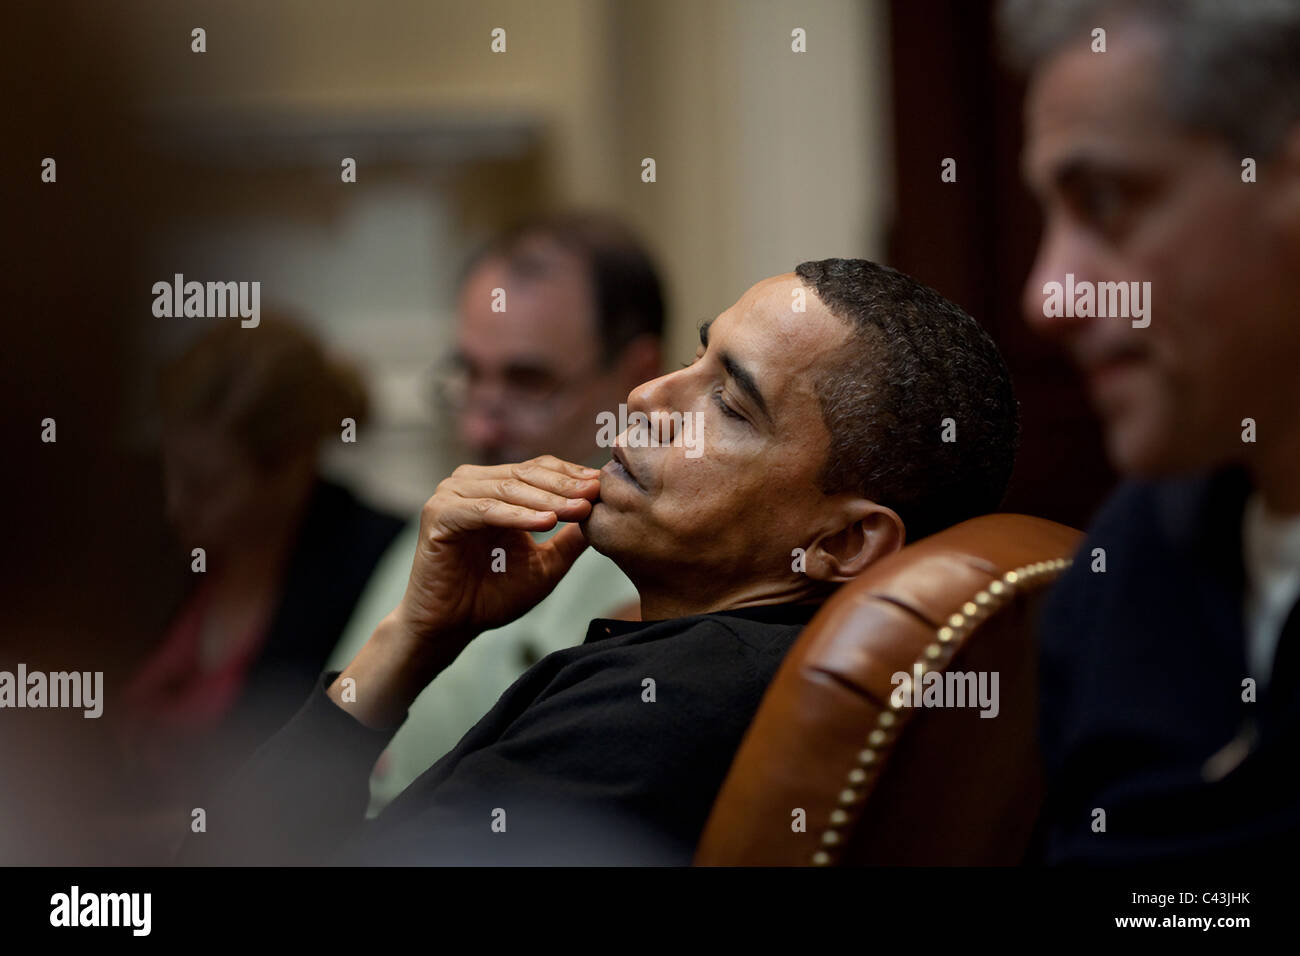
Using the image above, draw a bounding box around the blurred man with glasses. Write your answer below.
[327,212,663,813]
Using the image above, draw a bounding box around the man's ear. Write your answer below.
[803,501,905,584]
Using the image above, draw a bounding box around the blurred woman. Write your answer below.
[117,314,402,846]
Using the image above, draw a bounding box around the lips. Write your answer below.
[1070,345,1150,409]
[1072,335,1146,378]
[1073,335,1148,370]
[609,446,645,491]
[1085,346,1146,373]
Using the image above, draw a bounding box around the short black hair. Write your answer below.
[795,258,1019,542]
[460,210,666,362]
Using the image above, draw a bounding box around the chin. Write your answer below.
[583,504,660,577]
[1104,414,1207,479]
[1104,415,1161,476]
[579,503,618,557]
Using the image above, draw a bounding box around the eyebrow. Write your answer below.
[698,318,774,426]
[1034,149,1147,196]
[450,351,560,378]
[1052,155,1105,194]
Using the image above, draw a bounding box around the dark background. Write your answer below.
[888,0,1116,530]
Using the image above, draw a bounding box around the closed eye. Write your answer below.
[713,390,746,422]
[682,336,750,425]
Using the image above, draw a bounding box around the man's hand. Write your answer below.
[329,456,601,728]
[396,455,600,644]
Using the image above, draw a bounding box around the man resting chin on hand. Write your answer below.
[179,259,1020,866]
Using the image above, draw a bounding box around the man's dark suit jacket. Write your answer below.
[179,602,817,865]
[1038,466,1300,863]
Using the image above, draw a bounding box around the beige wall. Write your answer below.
[612,0,893,360]
[127,0,892,507]
[127,1,620,201]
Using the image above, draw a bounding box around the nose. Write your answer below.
[624,368,681,447]
[458,403,508,454]
[1022,217,1102,342]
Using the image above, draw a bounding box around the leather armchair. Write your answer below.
[694,513,1081,865]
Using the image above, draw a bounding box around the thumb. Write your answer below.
[543,522,589,575]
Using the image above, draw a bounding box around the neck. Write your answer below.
[636,577,831,622]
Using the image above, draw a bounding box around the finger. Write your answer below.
[436,497,558,536]
[445,460,599,499]
[446,460,576,483]
[446,462,512,481]
[454,477,591,518]
[527,455,603,481]
[509,459,601,500]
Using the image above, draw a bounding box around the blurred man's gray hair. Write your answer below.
[998,0,1300,156]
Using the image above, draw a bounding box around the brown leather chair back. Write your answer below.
[694,514,1082,865]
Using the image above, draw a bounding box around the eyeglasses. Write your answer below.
[427,356,606,418]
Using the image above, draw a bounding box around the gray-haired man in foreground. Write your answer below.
[1003,0,1300,862]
